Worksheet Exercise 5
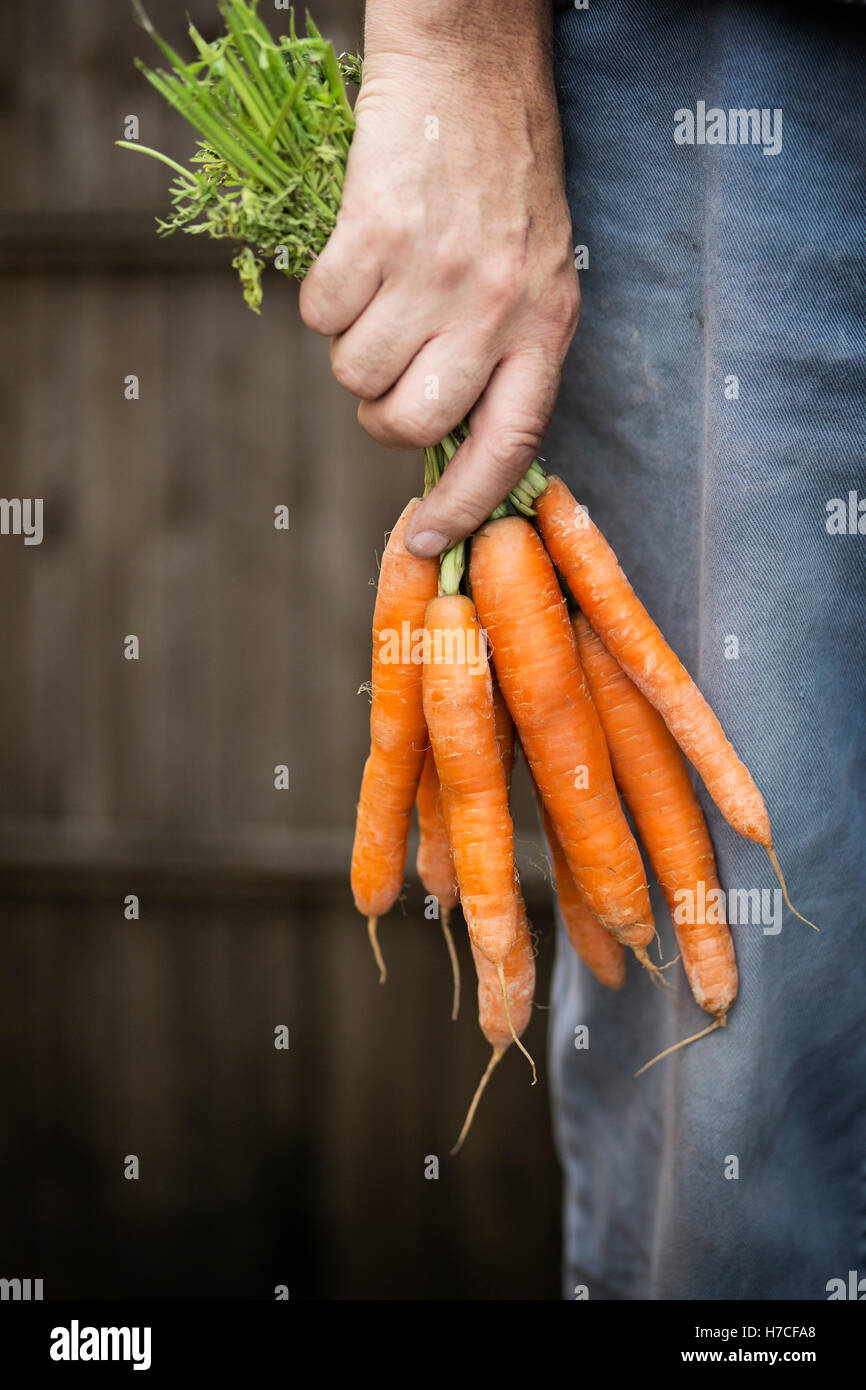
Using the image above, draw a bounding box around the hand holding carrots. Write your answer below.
[299,0,580,556]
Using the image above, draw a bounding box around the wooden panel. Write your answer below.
[1,264,542,844]
[0,0,562,1302]
[0,268,398,831]
[0,891,561,1300]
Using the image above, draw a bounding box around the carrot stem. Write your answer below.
[115,140,197,183]
[450,1046,505,1156]
[438,541,465,596]
[496,964,537,1084]
[440,907,461,1022]
[766,844,819,931]
[367,915,386,984]
[634,1016,725,1077]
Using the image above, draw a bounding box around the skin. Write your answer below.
[299,0,580,557]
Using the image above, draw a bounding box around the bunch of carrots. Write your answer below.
[353,468,814,1149]
[123,1,815,1152]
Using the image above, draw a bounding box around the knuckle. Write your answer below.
[330,344,369,397]
[477,254,520,307]
[298,281,333,335]
[356,402,384,445]
[371,203,417,259]
[427,235,473,293]
[548,275,582,334]
[441,504,483,541]
[487,419,546,474]
[375,398,439,449]
[417,481,485,542]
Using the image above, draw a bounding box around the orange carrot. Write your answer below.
[537,794,626,990]
[423,592,536,1076]
[472,900,534,1052]
[452,685,536,1153]
[351,499,439,981]
[536,476,814,928]
[537,477,767,839]
[491,678,516,790]
[422,594,519,970]
[415,678,513,1018]
[574,611,737,1020]
[416,746,461,1019]
[470,517,656,964]
[416,747,459,913]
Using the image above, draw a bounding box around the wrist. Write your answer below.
[358,9,561,155]
[362,0,553,82]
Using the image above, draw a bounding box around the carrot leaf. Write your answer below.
[119,0,359,308]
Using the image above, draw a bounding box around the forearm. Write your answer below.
[364,0,554,71]
[361,0,561,154]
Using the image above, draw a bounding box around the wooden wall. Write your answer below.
[0,0,562,1300]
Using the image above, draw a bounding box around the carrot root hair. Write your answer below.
[440,907,461,1021]
[450,1046,505,1156]
[766,845,819,931]
[367,915,387,984]
[634,1015,726,1077]
[496,963,537,1085]
[633,946,675,993]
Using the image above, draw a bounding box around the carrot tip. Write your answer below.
[367,915,387,984]
[450,1046,505,1156]
[439,908,461,1021]
[497,963,537,1085]
[634,1016,725,1077]
[766,845,819,931]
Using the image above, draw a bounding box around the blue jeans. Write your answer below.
[548,0,866,1300]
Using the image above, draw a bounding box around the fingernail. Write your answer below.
[407,529,451,558]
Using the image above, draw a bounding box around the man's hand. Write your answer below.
[299,0,579,558]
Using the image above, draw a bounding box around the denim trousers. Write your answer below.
[547,0,866,1299]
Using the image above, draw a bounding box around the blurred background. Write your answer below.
[0,0,561,1298]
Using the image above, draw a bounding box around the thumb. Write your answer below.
[403,355,556,558]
